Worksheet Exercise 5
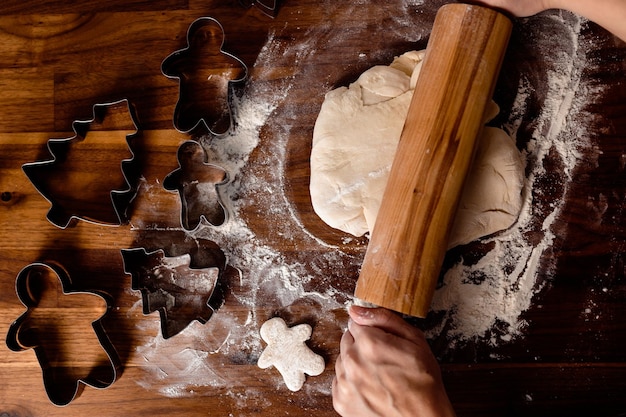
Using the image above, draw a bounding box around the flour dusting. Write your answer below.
[133,28,347,396]
[427,12,607,344]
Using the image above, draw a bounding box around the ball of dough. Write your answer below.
[309,51,524,248]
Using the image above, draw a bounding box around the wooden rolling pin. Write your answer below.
[354,3,512,318]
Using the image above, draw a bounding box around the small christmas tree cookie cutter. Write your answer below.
[161,17,248,135]
[121,246,226,339]
[5,262,122,406]
[22,99,141,229]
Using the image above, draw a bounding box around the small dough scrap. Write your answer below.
[310,50,524,248]
[257,317,325,391]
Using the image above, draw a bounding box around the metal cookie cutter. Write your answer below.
[163,140,228,231]
[22,99,141,229]
[5,262,121,406]
[121,245,226,339]
[161,17,248,136]
[240,0,281,17]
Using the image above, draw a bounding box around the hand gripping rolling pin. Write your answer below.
[354,3,512,318]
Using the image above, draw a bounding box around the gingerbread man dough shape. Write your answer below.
[257,317,325,391]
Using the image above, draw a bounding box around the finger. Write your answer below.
[331,376,344,414]
[332,355,353,415]
[339,324,355,353]
[334,354,343,377]
[331,374,339,397]
[348,305,423,343]
[334,340,346,380]
[332,376,349,417]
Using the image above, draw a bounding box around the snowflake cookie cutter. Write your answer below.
[163,140,228,231]
[22,99,141,229]
[161,17,248,136]
[121,246,226,339]
[5,262,122,406]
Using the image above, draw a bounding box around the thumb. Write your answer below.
[348,304,424,343]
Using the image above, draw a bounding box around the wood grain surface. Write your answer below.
[0,1,625,416]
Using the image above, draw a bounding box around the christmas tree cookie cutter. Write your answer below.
[121,245,227,339]
[161,17,248,135]
[163,140,228,231]
[22,99,141,229]
[5,262,121,406]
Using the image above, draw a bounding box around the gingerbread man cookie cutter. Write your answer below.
[163,140,228,231]
[5,262,121,406]
[161,17,248,135]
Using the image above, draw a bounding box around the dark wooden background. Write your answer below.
[1,1,625,416]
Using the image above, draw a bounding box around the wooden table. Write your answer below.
[1,1,625,416]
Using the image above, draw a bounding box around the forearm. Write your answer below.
[474,0,626,41]
[550,0,626,41]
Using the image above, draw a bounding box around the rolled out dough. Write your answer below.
[309,51,525,248]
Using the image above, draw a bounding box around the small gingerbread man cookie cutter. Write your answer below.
[163,140,229,231]
[257,317,325,391]
[5,262,122,406]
